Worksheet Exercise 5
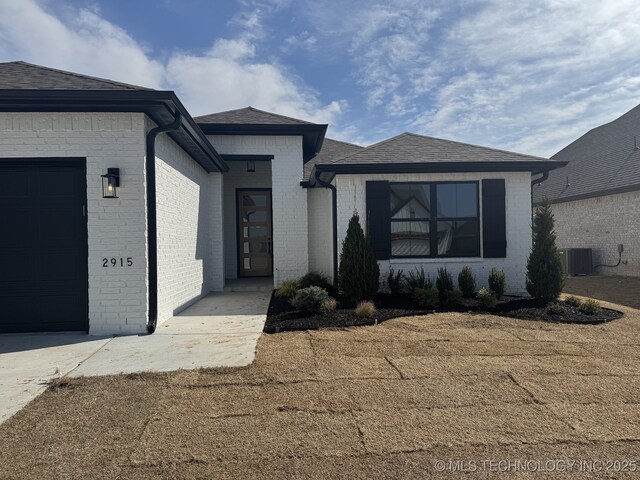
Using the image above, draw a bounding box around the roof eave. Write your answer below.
[197,123,328,161]
[0,89,228,173]
[308,160,567,186]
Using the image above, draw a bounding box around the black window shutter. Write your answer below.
[482,179,507,258]
[365,181,390,260]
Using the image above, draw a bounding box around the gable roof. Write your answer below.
[0,61,226,172]
[0,61,153,90]
[196,107,327,161]
[195,106,314,125]
[309,132,565,184]
[533,104,640,205]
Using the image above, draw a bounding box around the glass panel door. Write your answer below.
[237,190,272,277]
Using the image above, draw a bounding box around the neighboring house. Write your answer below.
[0,61,564,335]
[533,104,640,277]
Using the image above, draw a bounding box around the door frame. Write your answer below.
[235,188,273,278]
[0,157,89,332]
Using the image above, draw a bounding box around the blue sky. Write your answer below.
[2,0,640,156]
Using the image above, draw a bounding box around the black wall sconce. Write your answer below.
[101,168,120,198]
[246,159,256,172]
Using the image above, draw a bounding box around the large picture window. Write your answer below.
[390,182,479,258]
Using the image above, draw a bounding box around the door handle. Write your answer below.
[267,237,272,254]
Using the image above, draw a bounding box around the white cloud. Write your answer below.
[305,0,640,155]
[0,0,165,88]
[0,0,344,126]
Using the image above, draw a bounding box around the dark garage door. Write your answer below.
[0,159,88,333]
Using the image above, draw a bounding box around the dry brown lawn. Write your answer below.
[1,298,639,479]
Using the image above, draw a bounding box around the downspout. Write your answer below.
[314,170,338,285]
[145,111,182,334]
[530,171,549,224]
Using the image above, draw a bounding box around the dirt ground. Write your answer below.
[565,275,640,309]
[1,297,639,479]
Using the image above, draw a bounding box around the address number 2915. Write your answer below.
[102,257,133,267]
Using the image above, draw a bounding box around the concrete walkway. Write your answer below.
[0,290,270,424]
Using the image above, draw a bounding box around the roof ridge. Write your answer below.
[324,137,364,148]
[402,131,550,161]
[195,106,317,125]
[6,61,153,91]
[327,132,411,164]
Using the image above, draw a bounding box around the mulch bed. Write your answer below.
[264,292,623,333]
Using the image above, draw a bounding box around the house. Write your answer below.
[533,104,640,277]
[0,61,564,335]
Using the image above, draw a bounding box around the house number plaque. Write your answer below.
[102,257,133,267]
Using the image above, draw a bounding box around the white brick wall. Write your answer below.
[207,135,309,286]
[548,190,640,276]
[334,171,532,294]
[152,119,222,324]
[0,112,148,335]
[307,187,333,279]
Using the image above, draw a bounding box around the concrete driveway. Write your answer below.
[0,290,270,424]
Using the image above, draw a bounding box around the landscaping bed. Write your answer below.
[265,293,623,333]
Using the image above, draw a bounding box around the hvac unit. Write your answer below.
[559,248,592,276]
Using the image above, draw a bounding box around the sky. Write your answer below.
[1,0,640,156]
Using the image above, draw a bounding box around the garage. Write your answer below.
[0,158,88,333]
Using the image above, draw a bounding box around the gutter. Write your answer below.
[313,170,339,285]
[145,111,182,334]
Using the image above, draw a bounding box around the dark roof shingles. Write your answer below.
[324,132,552,165]
[195,106,315,125]
[0,61,152,91]
[304,138,363,180]
[534,104,640,203]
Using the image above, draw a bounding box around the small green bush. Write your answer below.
[444,288,464,306]
[477,288,497,309]
[547,302,569,315]
[412,287,439,308]
[386,267,405,295]
[488,268,506,299]
[405,267,432,292]
[299,272,332,290]
[565,296,582,307]
[291,286,329,313]
[579,298,602,315]
[458,266,476,298]
[275,279,299,298]
[435,267,454,300]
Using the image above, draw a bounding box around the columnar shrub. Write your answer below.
[338,213,380,301]
[458,266,476,298]
[488,268,506,299]
[526,198,564,303]
[435,267,454,300]
[291,286,329,313]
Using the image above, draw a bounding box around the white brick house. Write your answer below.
[0,61,564,335]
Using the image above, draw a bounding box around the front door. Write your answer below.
[237,189,272,277]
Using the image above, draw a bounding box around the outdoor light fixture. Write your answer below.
[246,159,256,172]
[101,168,120,198]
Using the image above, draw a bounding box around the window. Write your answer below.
[389,182,479,258]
